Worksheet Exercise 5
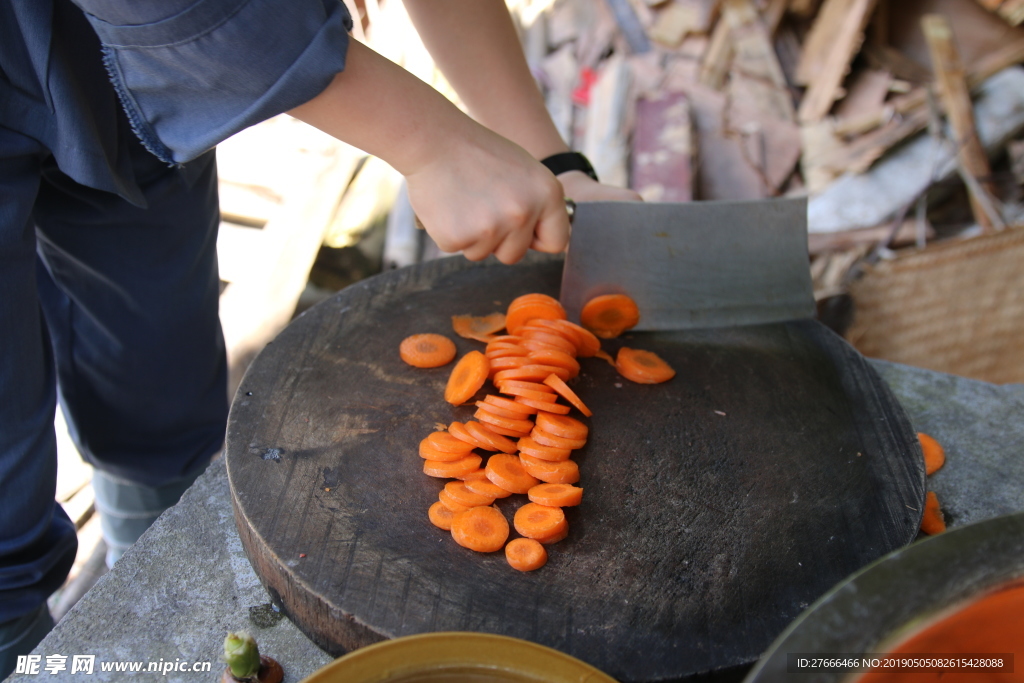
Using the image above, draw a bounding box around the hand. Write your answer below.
[556,170,643,203]
[405,124,570,265]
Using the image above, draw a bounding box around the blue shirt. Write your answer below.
[1,0,352,205]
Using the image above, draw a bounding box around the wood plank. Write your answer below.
[688,83,771,199]
[698,11,734,88]
[797,0,881,123]
[581,53,633,188]
[631,92,695,201]
[649,0,717,46]
[723,0,795,121]
[922,13,998,231]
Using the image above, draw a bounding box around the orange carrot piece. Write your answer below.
[474,400,531,420]
[530,428,586,450]
[419,439,473,462]
[519,453,580,484]
[528,483,583,507]
[445,351,490,405]
[527,348,580,378]
[517,436,573,462]
[438,488,473,513]
[483,394,538,415]
[580,294,640,339]
[473,408,535,435]
[505,294,566,335]
[452,313,507,342]
[535,412,588,440]
[487,355,532,374]
[465,478,513,499]
[594,349,616,367]
[918,432,946,476]
[464,421,519,453]
[457,468,490,482]
[542,374,593,417]
[505,537,548,572]
[920,491,946,535]
[448,421,489,449]
[615,347,676,384]
[477,422,532,439]
[494,364,572,383]
[514,503,567,539]
[537,525,569,545]
[451,506,509,553]
[422,454,482,478]
[485,454,540,494]
[424,430,477,454]
[498,380,556,394]
[518,332,578,356]
[444,480,497,507]
[428,501,456,530]
[400,334,457,368]
[514,396,570,414]
[497,384,559,403]
[546,319,601,357]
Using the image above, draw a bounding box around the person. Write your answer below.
[0,0,641,675]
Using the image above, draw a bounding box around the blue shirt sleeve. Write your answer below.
[72,0,352,164]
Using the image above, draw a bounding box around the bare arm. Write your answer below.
[403,0,641,202]
[289,40,568,263]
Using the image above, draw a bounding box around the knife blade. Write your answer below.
[559,197,815,330]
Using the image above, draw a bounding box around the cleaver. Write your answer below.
[559,197,816,330]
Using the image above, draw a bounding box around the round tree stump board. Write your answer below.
[226,255,924,682]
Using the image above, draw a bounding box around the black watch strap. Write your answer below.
[540,151,599,182]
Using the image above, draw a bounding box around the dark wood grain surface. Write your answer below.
[226,255,924,682]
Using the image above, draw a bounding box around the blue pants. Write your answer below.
[0,125,228,623]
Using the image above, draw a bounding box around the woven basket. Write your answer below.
[845,226,1024,384]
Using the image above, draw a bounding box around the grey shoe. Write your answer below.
[91,469,201,568]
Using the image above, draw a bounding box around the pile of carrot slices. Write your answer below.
[917,432,947,535]
[403,291,674,572]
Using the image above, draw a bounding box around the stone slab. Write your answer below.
[9,359,1024,682]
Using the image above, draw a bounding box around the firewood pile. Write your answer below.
[508,0,1024,300]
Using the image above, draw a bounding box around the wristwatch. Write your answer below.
[540,151,599,182]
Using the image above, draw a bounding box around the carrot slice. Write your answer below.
[594,349,616,367]
[498,380,556,394]
[505,537,548,572]
[428,501,456,530]
[537,525,569,545]
[514,396,570,414]
[546,319,601,357]
[528,483,583,507]
[444,480,497,507]
[493,364,572,383]
[535,412,588,440]
[419,439,473,462]
[518,332,578,356]
[445,351,490,405]
[497,383,559,403]
[448,421,489,449]
[464,420,519,453]
[514,503,567,539]
[483,394,537,415]
[505,294,566,335]
[485,454,540,494]
[488,355,532,374]
[920,491,946,535]
[615,347,676,384]
[474,400,532,420]
[580,294,640,339]
[464,479,513,499]
[526,349,580,378]
[530,428,586,450]
[452,313,506,342]
[422,454,481,478]
[519,453,580,484]
[424,431,477,454]
[542,374,593,417]
[451,506,509,553]
[400,334,457,368]
[918,432,946,476]
[457,468,490,482]
[473,408,535,435]
[516,436,573,462]
[438,488,473,513]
